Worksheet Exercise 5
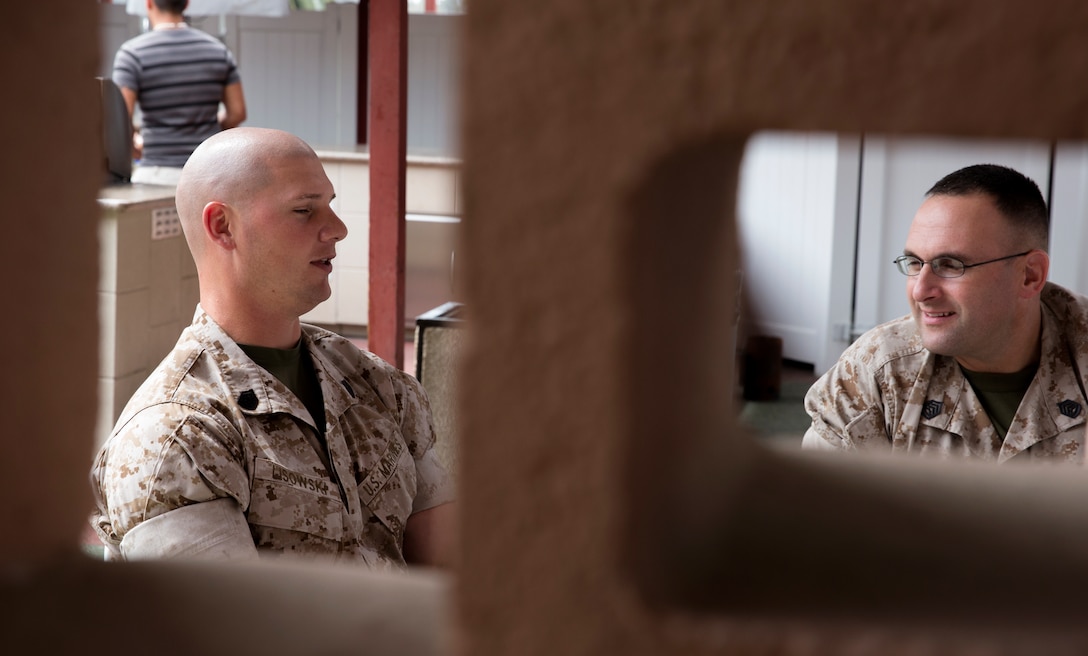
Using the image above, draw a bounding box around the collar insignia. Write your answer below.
[238,389,258,411]
[1058,399,1082,419]
[340,379,356,398]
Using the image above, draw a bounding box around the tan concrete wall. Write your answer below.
[1,2,103,566]
[459,1,1088,654]
[14,1,1088,655]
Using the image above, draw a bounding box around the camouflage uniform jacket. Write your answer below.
[91,306,454,564]
[802,282,1088,462]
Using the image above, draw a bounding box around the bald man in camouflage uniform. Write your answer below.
[803,164,1088,462]
[91,128,455,565]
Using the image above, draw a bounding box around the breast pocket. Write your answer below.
[248,458,344,540]
[844,406,893,451]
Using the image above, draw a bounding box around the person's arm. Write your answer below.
[801,362,844,450]
[403,501,458,567]
[119,497,258,561]
[387,366,457,567]
[118,85,143,159]
[802,350,893,452]
[92,410,255,561]
[801,424,843,450]
[219,81,247,129]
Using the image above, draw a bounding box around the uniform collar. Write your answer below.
[914,301,1086,461]
[917,356,1001,460]
[997,301,1086,461]
[187,306,359,429]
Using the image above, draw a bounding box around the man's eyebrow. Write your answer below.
[293,192,336,201]
[902,248,970,260]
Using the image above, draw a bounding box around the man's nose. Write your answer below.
[910,264,940,301]
[323,210,348,242]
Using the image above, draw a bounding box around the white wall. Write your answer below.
[233,8,358,146]
[407,14,462,156]
[1049,142,1088,292]
[737,132,858,372]
[302,154,462,330]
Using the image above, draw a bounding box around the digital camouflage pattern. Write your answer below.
[803,282,1088,462]
[90,307,454,564]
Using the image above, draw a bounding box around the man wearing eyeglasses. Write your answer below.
[802,163,1088,462]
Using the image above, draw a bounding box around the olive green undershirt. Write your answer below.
[239,340,327,438]
[960,363,1038,439]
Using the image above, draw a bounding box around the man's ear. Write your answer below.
[1021,249,1050,297]
[203,201,237,251]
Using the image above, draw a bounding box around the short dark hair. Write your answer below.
[926,163,1049,249]
[154,0,188,14]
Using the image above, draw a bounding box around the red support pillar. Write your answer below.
[367,0,407,368]
[356,1,368,146]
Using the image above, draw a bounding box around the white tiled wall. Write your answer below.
[97,193,198,447]
[304,155,461,330]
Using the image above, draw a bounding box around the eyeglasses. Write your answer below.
[892,250,1032,278]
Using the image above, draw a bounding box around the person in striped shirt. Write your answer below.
[113,0,247,185]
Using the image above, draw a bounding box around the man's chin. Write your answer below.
[298,290,332,317]
[919,333,956,357]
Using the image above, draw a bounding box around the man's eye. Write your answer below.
[932,259,958,274]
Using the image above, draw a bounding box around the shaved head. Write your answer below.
[172,126,344,345]
[176,127,319,260]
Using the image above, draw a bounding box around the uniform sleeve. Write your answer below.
[118,498,258,562]
[803,353,893,452]
[90,407,254,560]
[392,370,455,513]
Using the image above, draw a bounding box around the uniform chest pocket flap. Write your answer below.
[248,458,344,540]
